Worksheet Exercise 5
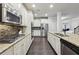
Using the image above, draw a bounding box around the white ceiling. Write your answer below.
[24,3,79,19]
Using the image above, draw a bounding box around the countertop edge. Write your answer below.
[48,32,79,48]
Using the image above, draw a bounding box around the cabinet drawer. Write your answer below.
[1,47,14,55]
[14,39,25,55]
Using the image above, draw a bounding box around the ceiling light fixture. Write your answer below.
[50,4,53,8]
[32,4,36,8]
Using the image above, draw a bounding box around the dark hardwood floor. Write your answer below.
[27,37,56,55]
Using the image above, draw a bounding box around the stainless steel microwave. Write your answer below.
[0,4,22,24]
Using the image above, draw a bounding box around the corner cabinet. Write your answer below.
[48,33,61,55]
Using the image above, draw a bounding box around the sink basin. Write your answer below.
[54,33,69,37]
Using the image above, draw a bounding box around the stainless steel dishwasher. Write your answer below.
[61,39,78,55]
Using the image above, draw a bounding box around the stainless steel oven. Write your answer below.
[0,4,22,24]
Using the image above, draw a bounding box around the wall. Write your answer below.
[41,19,48,24]
[62,17,79,33]
[71,17,79,30]
[33,19,41,27]
[48,17,57,33]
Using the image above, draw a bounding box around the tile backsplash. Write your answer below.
[0,24,20,39]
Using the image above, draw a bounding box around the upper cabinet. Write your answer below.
[1,3,33,26]
[9,3,27,26]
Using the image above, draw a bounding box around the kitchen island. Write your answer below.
[48,32,79,55]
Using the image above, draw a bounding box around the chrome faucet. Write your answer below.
[63,24,69,36]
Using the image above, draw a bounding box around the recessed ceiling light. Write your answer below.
[50,4,53,8]
[45,13,48,16]
[32,4,36,8]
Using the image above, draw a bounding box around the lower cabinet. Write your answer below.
[55,37,61,55]
[24,34,33,54]
[1,34,33,55]
[1,47,14,55]
[14,39,25,55]
[48,33,61,55]
[48,33,77,55]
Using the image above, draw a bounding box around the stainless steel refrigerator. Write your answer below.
[31,23,48,38]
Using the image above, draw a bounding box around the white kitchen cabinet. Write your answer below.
[24,35,31,54]
[1,47,14,55]
[13,39,25,55]
[48,33,55,50]
[48,33,51,44]
[6,3,21,15]
[1,34,32,55]
[48,33,61,55]
[26,34,32,51]
[5,3,27,26]
[52,35,61,55]
[13,34,32,55]
[9,3,19,9]
[55,36,61,55]
[23,37,28,54]
[23,34,33,54]
[52,35,56,51]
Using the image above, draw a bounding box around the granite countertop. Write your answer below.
[49,32,79,47]
[0,34,26,54]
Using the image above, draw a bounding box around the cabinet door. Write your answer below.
[1,47,14,55]
[48,34,52,45]
[47,33,50,42]
[24,34,33,54]
[7,3,19,9]
[14,39,25,55]
[48,33,56,50]
[48,33,61,55]
[52,36,56,52]
[55,37,61,55]
[23,36,29,54]
[26,34,32,50]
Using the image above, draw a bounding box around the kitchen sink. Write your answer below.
[54,33,69,37]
